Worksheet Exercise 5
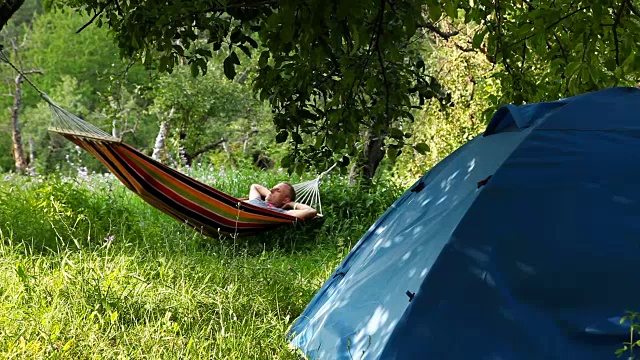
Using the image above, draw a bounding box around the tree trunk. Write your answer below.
[349,128,386,185]
[221,139,236,168]
[28,137,35,166]
[241,128,258,155]
[152,121,170,161]
[0,0,25,32]
[11,74,28,174]
[112,118,118,138]
[152,108,177,166]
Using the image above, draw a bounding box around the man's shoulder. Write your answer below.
[246,198,288,213]
[247,198,267,206]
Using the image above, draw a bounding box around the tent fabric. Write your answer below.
[288,87,640,360]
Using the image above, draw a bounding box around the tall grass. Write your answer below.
[0,166,403,359]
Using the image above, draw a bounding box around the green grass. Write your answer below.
[0,166,402,359]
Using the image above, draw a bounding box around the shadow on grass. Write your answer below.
[195,215,329,256]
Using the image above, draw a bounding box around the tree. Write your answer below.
[10,68,42,174]
[46,0,449,181]
[0,7,155,173]
[390,25,499,185]
[146,61,274,167]
[12,0,640,180]
[445,0,640,112]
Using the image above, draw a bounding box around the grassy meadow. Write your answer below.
[0,165,402,359]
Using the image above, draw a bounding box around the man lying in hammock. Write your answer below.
[247,182,318,220]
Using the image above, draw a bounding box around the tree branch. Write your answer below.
[119,120,139,139]
[188,138,227,159]
[76,0,113,34]
[520,42,526,71]
[202,0,277,14]
[503,6,589,51]
[613,0,626,66]
[114,0,123,16]
[495,0,513,75]
[422,21,460,40]
[552,32,568,62]
[343,0,385,113]
[454,41,487,54]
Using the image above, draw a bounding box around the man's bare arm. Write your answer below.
[283,202,318,220]
[249,184,270,200]
[287,208,318,220]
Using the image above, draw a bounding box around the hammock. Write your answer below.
[1,52,334,238]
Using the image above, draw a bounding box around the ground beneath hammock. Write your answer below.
[0,169,400,359]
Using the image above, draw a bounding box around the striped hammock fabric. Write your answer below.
[60,132,301,237]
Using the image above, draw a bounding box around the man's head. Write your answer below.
[265,182,296,208]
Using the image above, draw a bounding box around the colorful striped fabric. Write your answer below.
[60,133,301,237]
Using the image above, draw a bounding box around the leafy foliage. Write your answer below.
[49,0,451,177]
[616,311,640,358]
[390,26,499,185]
[1,7,282,174]
[444,0,640,107]
[0,8,153,173]
[146,61,274,166]
[42,0,640,179]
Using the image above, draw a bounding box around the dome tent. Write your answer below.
[288,87,640,360]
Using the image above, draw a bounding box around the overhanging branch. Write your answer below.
[76,0,113,34]
[187,138,227,159]
[422,21,460,40]
[203,0,277,14]
[502,6,589,51]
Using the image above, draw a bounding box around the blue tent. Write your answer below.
[288,87,640,360]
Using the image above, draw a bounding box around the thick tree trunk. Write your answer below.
[152,121,170,161]
[349,128,386,185]
[0,0,25,32]
[11,74,28,174]
[364,133,385,180]
[152,108,177,166]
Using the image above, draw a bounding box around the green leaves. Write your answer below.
[275,130,288,143]
[49,0,640,179]
[444,0,458,19]
[472,28,488,49]
[427,0,442,22]
[430,0,640,113]
[389,128,405,140]
[190,62,200,77]
[258,51,270,68]
[413,142,430,155]
[223,51,240,80]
